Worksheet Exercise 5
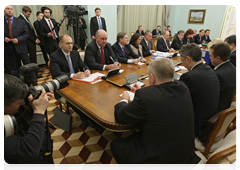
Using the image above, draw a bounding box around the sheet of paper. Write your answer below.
[137,62,145,65]
[178,66,187,70]
[119,91,135,101]
[72,72,102,83]
[119,69,124,73]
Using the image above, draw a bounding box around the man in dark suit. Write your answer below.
[135,25,144,36]
[4,5,30,78]
[140,30,156,57]
[112,32,146,63]
[33,11,49,66]
[224,35,236,67]
[195,29,204,44]
[84,29,121,70]
[171,30,185,50]
[156,30,175,52]
[90,7,107,40]
[209,42,236,112]
[152,25,161,36]
[202,29,211,43]
[39,7,59,56]
[166,25,172,36]
[111,58,200,164]
[179,43,220,138]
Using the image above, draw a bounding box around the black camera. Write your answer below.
[4,115,18,138]
[64,5,88,17]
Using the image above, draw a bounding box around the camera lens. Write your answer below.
[4,115,18,138]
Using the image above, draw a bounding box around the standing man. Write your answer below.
[224,35,236,67]
[209,42,236,112]
[152,25,161,36]
[171,30,185,50]
[84,29,121,70]
[135,25,144,36]
[202,29,211,43]
[195,29,205,44]
[140,30,156,57]
[179,43,220,138]
[90,7,107,40]
[156,30,175,52]
[39,6,59,56]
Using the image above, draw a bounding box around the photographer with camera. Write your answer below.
[4,74,54,164]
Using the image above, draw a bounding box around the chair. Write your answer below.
[77,49,85,61]
[152,40,157,51]
[47,61,70,113]
[231,90,236,106]
[130,32,135,37]
[195,106,236,158]
[196,129,236,164]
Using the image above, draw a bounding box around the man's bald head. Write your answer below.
[4,5,14,18]
[95,29,108,47]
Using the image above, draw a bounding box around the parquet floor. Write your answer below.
[37,65,235,164]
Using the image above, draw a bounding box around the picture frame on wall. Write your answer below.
[188,9,206,24]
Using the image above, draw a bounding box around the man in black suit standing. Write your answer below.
[39,6,59,56]
[171,30,185,50]
[4,5,30,78]
[209,42,236,112]
[202,29,211,43]
[90,7,107,40]
[111,58,200,164]
[179,43,220,138]
[194,29,204,44]
[112,32,146,63]
[140,30,156,57]
[152,25,161,36]
[135,25,144,36]
[84,29,121,70]
[224,35,236,67]
[156,30,175,52]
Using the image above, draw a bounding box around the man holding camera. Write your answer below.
[4,74,54,163]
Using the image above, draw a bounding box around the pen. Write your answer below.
[83,67,86,72]
[110,56,119,67]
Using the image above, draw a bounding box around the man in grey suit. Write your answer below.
[140,30,156,57]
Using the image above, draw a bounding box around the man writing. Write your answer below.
[140,30,156,57]
[156,30,175,52]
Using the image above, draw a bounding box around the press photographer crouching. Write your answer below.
[4,74,54,164]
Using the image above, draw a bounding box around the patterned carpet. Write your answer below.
[37,65,236,164]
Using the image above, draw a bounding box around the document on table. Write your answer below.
[178,66,187,70]
[72,72,104,83]
[119,91,135,101]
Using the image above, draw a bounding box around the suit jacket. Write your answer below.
[215,61,236,112]
[90,16,107,37]
[195,34,202,44]
[112,42,139,63]
[201,35,211,43]
[229,50,236,67]
[140,38,153,57]
[50,48,90,100]
[180,63,220,138]
[152,29,161,36]
[33,20,45,45]
[171,37,183,50]
[182,35,194,45]
[130,44,143,57]
[4,16,29,54]
[84,40,117,70]
[135,30,144,36]
[112,81,200,164]
[156,38,170,52]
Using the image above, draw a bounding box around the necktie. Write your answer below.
[200,35,201,41]
[66,54,75,74]
[48,19,56,40]
[26,18,34,30]
[100,47,105,64]
[147,41,151,50]
[98,17,102,29]
[166,40,170,49]
[122,46,126,57]
[8,18,13,39]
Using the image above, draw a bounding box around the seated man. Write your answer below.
[140,30,156,57]
[84,29,121,70]
[179,43,220,138]
[224,35,236,67]
[156,30,175,52]
[195,29,204,44]
[111,58,200,164]
[135,25,144,36]
[171,30,185,50]
[152,25,161,36]
[209,42,236,112]
[202,29,211,43]
[112,32,146,64]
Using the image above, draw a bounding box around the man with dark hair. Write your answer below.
[140,30,156,57]
[195,29,204,44]
[202,29,211,43]
[152,25,161,36]
[90,7,107,39]
[4,74,54,163]
[166,25,172,36]
[156,30,175,52]
[179,43,220,138]
[209,42,236,112]
[224,35,236,67]
[135,25,144,36]
[112,32,146,63]
[171,30,185,50]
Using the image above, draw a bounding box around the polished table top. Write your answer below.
[57,55,187,131]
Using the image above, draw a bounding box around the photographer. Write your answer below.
[4,74,54,164]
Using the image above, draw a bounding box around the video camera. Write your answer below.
[64,5,88,18]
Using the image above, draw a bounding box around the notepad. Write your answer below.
[72,72,104,83]
[119,91,135,101]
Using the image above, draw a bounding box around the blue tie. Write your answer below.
[98,17,102,29]
[67,54,75,74]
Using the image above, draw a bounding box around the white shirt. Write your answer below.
[44,17,58,38]
[163,38,170,50]
[61,49,74,78]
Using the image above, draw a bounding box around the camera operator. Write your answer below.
[4,74,54,164]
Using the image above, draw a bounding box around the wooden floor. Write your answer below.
[37,65,235,164]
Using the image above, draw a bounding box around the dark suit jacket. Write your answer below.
[180,63,220,138]
[112,42,139,63]
[202,35,211,43]
[112,81,200,164]
[84,40,117,70]
[195,34,202,44]
[215,61,236,112]
[50,48,90,99]
[229,50,236,67]
[152,29,161,36]
[4,16,29,54]
[33,20,45,45]
[156,38,170,52]
[140,38,153,57]
[135,30,144,36]
[90,16,107,37]
[182,35,194,45]
[171,37,183,50]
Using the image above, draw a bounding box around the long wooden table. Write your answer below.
[57,55,187,131]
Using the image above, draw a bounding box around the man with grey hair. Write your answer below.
[140,30,156,57]
[111,58,200,164]
[179,43,220,138]
[156,30,175,52]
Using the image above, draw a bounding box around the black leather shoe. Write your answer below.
[86,119,100,130]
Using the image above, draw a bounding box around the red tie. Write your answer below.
[8,18,13,39]
[48,19,56,40]
[166,40,170,49]
[100,47,105,64]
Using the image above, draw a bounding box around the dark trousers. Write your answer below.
[39,45,49,64]
[46,40,59,56]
